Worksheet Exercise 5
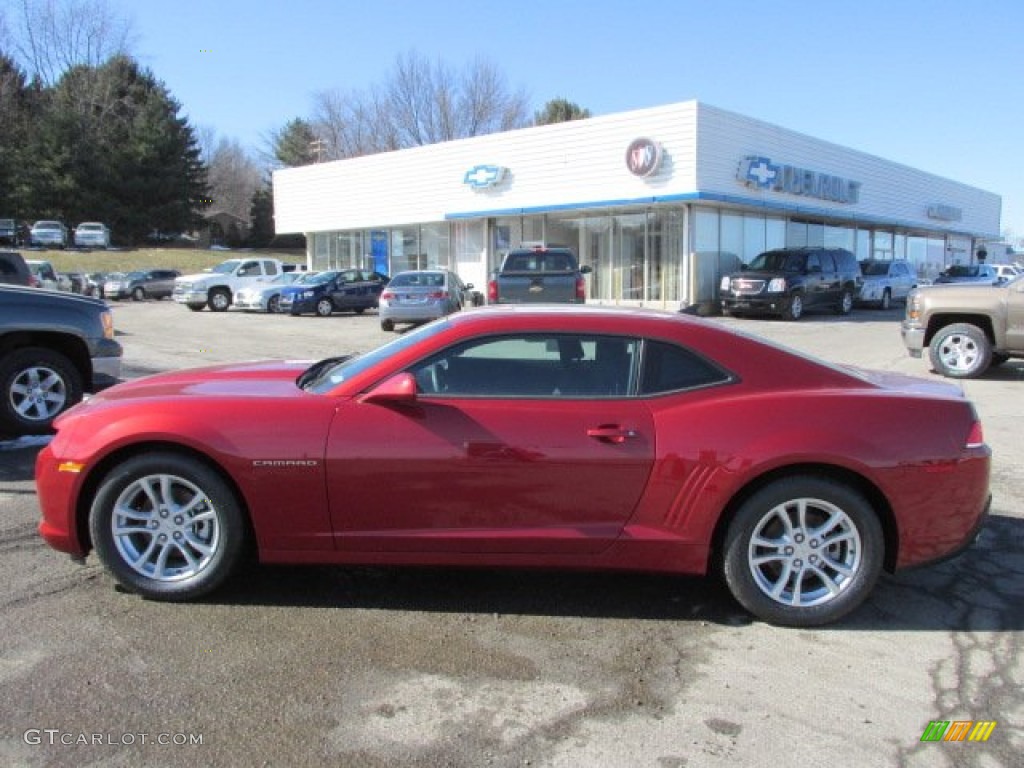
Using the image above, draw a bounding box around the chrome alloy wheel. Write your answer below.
[935,332,983,374]
[10,364,67,422]
[747,497,862,608]
[111,473,221,582]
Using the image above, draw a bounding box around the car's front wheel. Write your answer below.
[781,293,804,321]
[835,289,854,315]
[879,288,892,310]
[89,453,247,601]
[722,477,883,626]
[267,294,281,314]
[208,289,231,312]
[928,323,992,379]
[315,298,334,317]
[132,286,146,301]
[0,347,83,434]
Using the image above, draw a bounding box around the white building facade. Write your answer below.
[273,101,1001,311]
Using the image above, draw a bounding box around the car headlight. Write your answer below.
[767,277,786,292]
[719,276,731,291]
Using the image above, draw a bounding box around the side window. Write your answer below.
[639,340,731,395]
[818,252,836,273]
[408,334,638,398]
[805,253,821,273]
[238,261,260,277]
[264,261,279,277]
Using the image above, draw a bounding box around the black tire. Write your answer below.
[0,347,83,434]
[89,453,247,601]
[132,286,146,301]
[380,318,395,332]
[267,294,281,314]
[781,293,804,321]
[879,289,892,311]
[928,323,992,379]
[835,289,853,315]
[722,477,883,627]
[315,298,334,317]
[208,288,231,312]
[186,303,205,312]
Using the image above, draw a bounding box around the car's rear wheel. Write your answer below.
[209,289,231,312]
[380,319,395,332]
[0,347,83,434]
[781,293,803,321]
[722,477,883,626]
[186,303,205,312]
[928,323,992,379]
[132,286,145,301]
[879,289,892,310]
[89,453,247,601]
[315,298,334,317]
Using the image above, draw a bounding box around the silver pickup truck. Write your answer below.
[901,273,1024,378]
[487,246,591,304]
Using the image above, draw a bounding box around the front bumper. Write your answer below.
[173,289,208,304]
[721,294,786,314]
[901,323,926,358]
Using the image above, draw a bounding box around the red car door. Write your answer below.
[324,334,655,555]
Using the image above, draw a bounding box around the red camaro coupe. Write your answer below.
[35,306,991,626]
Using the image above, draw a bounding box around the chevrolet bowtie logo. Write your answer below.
[463,165,508,189]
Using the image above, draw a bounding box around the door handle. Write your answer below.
[586,425,639,444]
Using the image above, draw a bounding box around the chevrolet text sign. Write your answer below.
[738,155,861,204]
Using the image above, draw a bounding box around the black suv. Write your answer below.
[0,219,18,246]
[720,247,859,320]
[0,251,32,286]
[0,285,122,434]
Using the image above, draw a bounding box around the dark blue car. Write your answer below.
[278,269,388,317]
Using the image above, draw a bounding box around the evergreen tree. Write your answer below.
[273,118,320,167]
[534,98,592,126]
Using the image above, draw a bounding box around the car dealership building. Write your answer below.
[273,100,1002,312]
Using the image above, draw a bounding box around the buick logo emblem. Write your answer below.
[625,138,662,178]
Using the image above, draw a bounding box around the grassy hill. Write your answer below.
[14,247,308,276]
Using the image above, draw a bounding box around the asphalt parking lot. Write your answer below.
[2,300,1021,767]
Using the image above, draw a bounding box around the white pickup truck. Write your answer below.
[173,258,285,311]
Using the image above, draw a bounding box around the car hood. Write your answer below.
[87,360,316,404]
[839,365,964,399]
[729,270,795,281]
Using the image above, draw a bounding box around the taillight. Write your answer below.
[487,279,498,302]
[575,275,586,301]
[965,420,985,449]
[381,290,395,300]
[426,290,448,300]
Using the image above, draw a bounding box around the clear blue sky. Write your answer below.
[114,0,1024,241]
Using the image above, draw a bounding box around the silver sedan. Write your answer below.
[378,269,474,332]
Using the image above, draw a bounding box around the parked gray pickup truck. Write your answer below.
[0,285,122,434]
[901,273,1024,378]
[487,246,591,304]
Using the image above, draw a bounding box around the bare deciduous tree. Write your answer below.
[310,51,530,160]
[9,0,135,85]
[206,136,262,221]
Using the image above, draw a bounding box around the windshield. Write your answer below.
[860,262,890,276]
[210,260,243,274]
[34,221,62,230]
[124,271,145,280]
[307,271,339,285]
[747,251,803,272]
[79,223,103,231]
[303,319,451,393]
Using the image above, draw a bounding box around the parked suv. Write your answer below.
[0,218,18,246]
[104,269,181,300]
[0,251,32,286]
[0,285,122,434]
[720,247,859,320]
[857,259,917,309]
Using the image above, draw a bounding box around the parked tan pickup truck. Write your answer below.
[901,274,1024,378]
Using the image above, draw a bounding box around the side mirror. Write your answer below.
[465,282,475,290]
[580,265,593,274]
[358,372,419,405]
